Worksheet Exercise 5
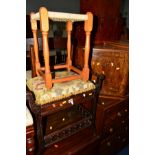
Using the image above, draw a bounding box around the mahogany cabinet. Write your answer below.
[26,125,35,155]
[74,41,129,154]
[73,0,124,46]
[74,41,129,97]
[96,96,129,155]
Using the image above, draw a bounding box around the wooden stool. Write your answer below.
[30,7,93,89]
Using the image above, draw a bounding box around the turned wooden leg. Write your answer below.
[40,7,52,89]
[30,12,41,76]
[66,21,72,71]
[82,12,93,81]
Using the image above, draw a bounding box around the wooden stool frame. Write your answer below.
[30,7,93,89]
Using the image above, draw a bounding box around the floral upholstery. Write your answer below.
[26,71,95,105]
[26,106,33,126]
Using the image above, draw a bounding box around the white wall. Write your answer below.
[26,0,80,14]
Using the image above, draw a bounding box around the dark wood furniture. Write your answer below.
[73,41,129,154]
[73,0,124,46]
[96,95,129,155]
[74,41,129,97]
[44,128,100,155]
[26,114,101,155]
[26,125,35,155]
[26,70,104,155]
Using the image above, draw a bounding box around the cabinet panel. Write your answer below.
[80,0,121,17]
[79,0,123,43]
[92,43,129,96]
[74,42,129,97]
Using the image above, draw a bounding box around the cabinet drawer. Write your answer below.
[96,96,129,136]
[99,134,118,155]
[26,126,35,155]
[99,127,129,155]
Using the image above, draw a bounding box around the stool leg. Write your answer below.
[66,21,72,71]
[82,12,93,81]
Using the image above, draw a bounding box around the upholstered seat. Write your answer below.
[26,106,33,127]
[27,71,95,105]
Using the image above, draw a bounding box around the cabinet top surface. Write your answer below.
[93,41,129,51]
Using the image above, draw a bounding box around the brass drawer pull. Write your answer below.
[97,62,100,66]
[118,136,121,139]
[83,93,86,97]
[62,117,65,122]
[68,98,74,105]
[122,120,125,124]
[109,128,113,133]
[50,126,53,130]
[125,126,128,130]
[117,112,122,117]
[107,141,111,146]
[101,102,105,105]
[111,62,114,66]
[116,67,120,70]
[122,138,126,142]
[125,109,128,112]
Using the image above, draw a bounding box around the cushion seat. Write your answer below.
[26,71,95,105]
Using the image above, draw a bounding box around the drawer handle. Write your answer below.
[118,136,121,139]
[59,103,63,107]
[109,128,113,133]
[111,62,114,66]
[125,126,128,130]
[117,112,122,117]
[83,93,86,97]
[68,98,74,105]
[97,62,100,66]
[28,148,33,152]
[62,101,67,104]
[62,117,65,122]
[54,144,59,148]
[122,120,125,124]
[27,139,33,144]
[52,104,56,108]
[107,141,111,146]
[50,126,53,130]
[125,109,128,112]
[101,102,105,105]
[122,138,126,142]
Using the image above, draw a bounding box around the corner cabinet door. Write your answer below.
[91,47,129,97]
